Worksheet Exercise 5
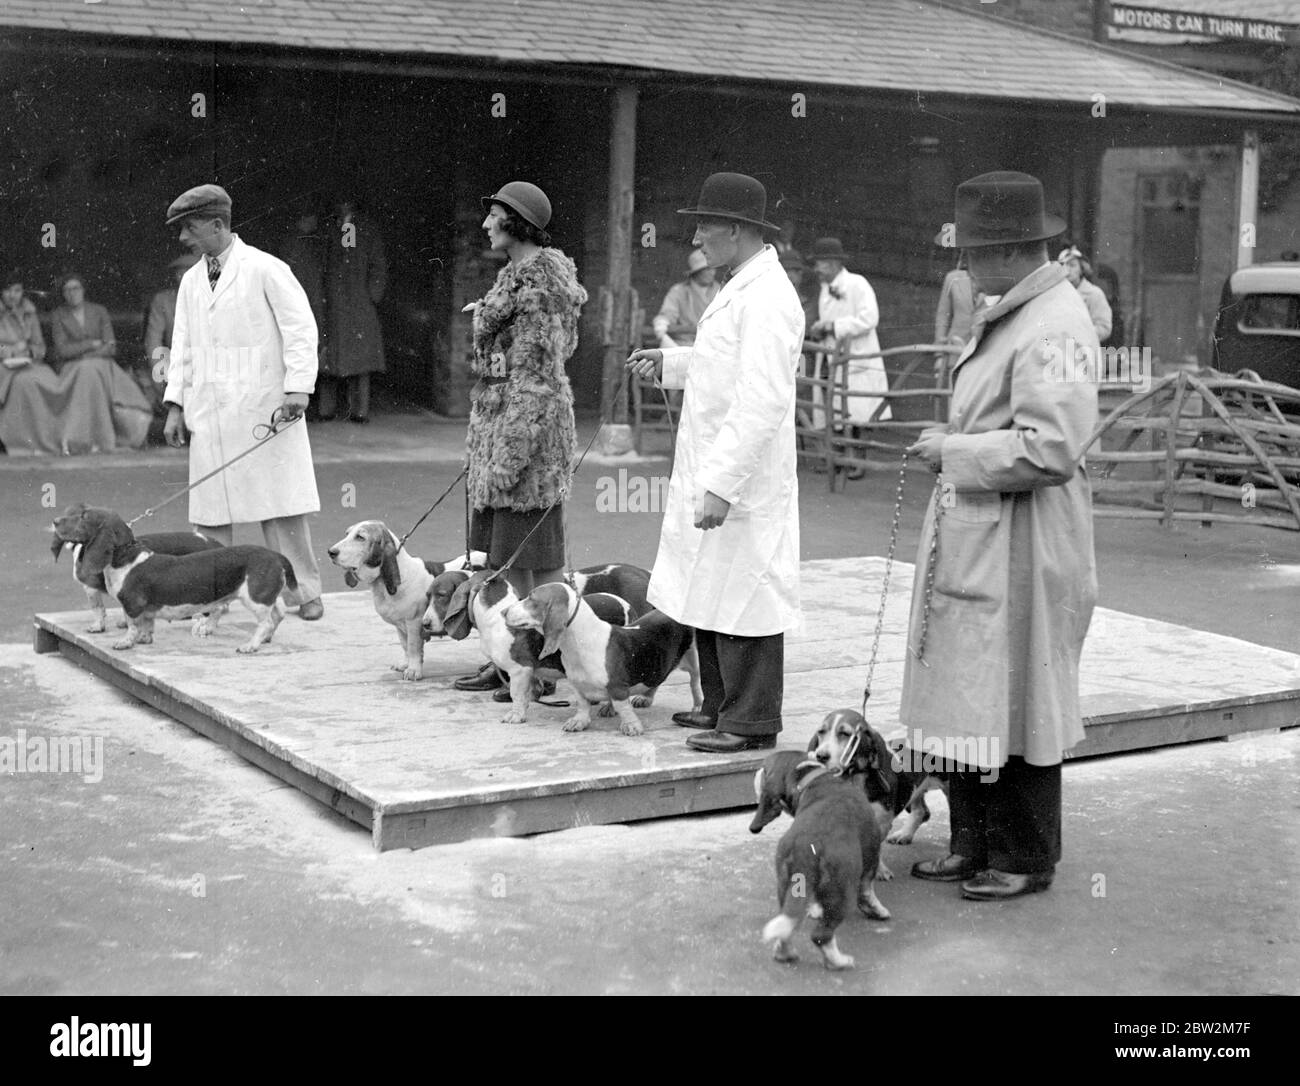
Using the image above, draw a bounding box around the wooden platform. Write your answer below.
[33,558,1300,850]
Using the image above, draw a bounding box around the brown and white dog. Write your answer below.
[807,708,948,852]
[62,507,297,653]
[434,567,646,724]
[503,581,702,736]
[758,755,892,970]
[51,504,223,633]
[327,519,486,680]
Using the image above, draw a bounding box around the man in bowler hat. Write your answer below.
[902,171,1098,900]
[161,183,326,620]
[627,172,805,753]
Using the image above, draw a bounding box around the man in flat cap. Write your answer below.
[627,172,804,753]
[902,171,1098,901]
[161,183,326,620]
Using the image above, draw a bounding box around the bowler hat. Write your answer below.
[678,173,780,232]
[166,183,232,226]
[949,171,1065,249]
[809,237,850,261]
[481,181,552,230]
[686,248,709,275]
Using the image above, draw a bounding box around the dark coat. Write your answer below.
[50,303,116,367]
[465,248,587,512]
[324,213,387,377]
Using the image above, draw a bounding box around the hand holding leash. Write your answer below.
[626,348,663,382]
[163,405,187,447]
[906,432,945,473]
[279,392,309,421]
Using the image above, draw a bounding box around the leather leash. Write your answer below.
[398,467,468,551]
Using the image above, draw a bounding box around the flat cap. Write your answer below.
[166,184,232,226]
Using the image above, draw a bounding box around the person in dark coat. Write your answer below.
[321,195,387,424]
[280,198,329,420]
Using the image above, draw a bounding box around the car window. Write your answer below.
[1239,294,1300,334]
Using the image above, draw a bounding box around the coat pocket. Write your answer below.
[945,489,1003,524]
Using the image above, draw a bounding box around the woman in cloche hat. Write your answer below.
[454,181,589,696]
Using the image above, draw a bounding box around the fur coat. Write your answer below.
[466,247,587,512]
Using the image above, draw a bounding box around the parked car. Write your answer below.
[1211,261,1300,388]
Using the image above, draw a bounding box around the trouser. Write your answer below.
[695,628,784,736]
[316,373,370,419]
[193,515,322,607]
[947,757,1062,875]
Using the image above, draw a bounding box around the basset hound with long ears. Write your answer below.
[433,566,646,724]
[327,519,486,680]
[60,507,297,653]
[51,503,223,633]
[504,581,703,737]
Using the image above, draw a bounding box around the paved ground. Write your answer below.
[1,410,1298,995]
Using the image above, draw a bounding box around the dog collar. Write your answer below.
[563,597,581,630]
[794,760,830,794]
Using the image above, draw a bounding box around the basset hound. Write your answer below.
[51,503,223,633]
[327,519,486,680]
[434,568,642,724]
[59,507,297,653]
[503,581,703,737]
[755,749,891,971]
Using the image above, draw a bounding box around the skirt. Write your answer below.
[0,357,151,456]
[470,504,565,570]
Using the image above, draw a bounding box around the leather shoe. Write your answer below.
[297,598,324,621]
[686,731,776,753]
[492,679,557,703]
[911,854,980,882]
[453,663,504,691]
[672,710,715,729]
[960,869,1053,901]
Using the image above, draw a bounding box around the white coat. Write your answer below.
[164,236,321,526]
[818,267,890,426]
[649,245,805,636]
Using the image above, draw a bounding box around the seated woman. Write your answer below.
[0,271,151,455]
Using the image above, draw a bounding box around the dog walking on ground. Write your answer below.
[752,742,891,970]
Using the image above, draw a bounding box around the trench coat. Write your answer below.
[163,236,321,525]
[899,263,1098,768]
[324,213,387,377]
[650,245,805,636]
[818,267,890,426]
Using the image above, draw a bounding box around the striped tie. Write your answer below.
[207,255,221,291]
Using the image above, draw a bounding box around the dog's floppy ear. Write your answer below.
[50,534,67,562]
[79,510,124,575]
[537,584,574,661]
[378,532,402,596]
[444,570,491,641]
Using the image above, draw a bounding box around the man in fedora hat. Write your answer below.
[627,172,804,753]
[901,170,1098,901]
[808,237,888,479]
[652,247,719,350]
[161,182,326,621]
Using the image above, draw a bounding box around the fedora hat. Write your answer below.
[686,248,710,275]
[481,181,552,230]
[949,171,1066,249]
[678,173,780,232]
[809,237,851,261]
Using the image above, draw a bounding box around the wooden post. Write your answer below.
[599,83,638,451]
[1237,129,1259,271]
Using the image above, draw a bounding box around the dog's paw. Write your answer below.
[596,701,616,718]
[110,638,134,651]
[562,714,590,733]
[772,941,799,964]
[885,828,915,845]
[858,890,892,922]
[619,718,644,737]
[401,666,421,681]
[115,616,129,629]
[630,694,653,709]
[86,619,106,634]
[820,950,855,971]
[501,709,527,724]
[876,859,894,881]
[135,633,153,645]
[235,643,261,655]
